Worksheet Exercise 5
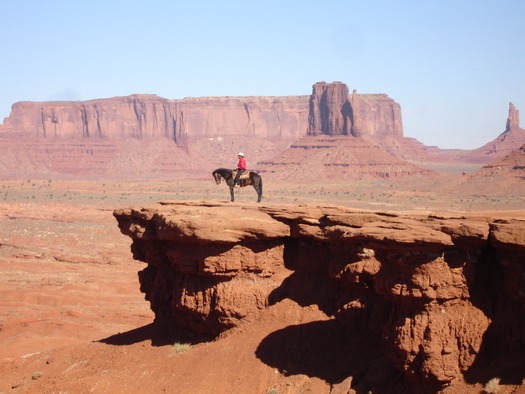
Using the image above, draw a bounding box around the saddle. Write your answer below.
[232,170,250,187]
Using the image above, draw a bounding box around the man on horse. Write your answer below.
[212,162,262,203]
[234,152,247,187]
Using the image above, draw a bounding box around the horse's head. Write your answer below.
[212,171,222,184]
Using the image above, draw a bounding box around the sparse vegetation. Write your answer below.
[484,377,501,393]
[171,342,191,356]
[31,371,43,380]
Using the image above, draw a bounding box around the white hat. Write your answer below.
[238,152,244,157]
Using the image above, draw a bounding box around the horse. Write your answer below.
[212,168,263,202]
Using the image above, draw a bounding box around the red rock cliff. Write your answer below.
[0,82,403,143]
[172,96,310,140]
[0,95,310,141]
[307,81,403,138]
[1,95,186,142]
[0,94,312,177]
[506,102,521,132]
[114,201,525,391]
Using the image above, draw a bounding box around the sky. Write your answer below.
[1,0,524,149]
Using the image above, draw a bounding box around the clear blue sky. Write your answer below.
[1,0,524,149]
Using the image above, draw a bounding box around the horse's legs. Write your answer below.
[229,185,235,202]
[253,182,262,203]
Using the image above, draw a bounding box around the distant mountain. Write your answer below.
[0,82,523,181]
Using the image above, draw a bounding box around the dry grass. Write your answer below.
[484,377,501,393]
[171,342,191,356]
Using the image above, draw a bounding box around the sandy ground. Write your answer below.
[1,178,524,393]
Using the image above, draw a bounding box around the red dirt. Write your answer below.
[1,179,524,394]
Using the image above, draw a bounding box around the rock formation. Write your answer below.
[1,83,523,179]
[0,94,311,178]
[477,143,525,179]
[114,201,525,390]
[461,143,525,195]
[0,95,310,142]
[257,135,432,180]
[172,96,309,140]
[0,95,185,142]
[470,102,525,160]
[307,82,353,136]
[0,82,411,178]
[307,82,403,139]
[0,83,402,143]
[506,102,520,132]
[375,102,525,170]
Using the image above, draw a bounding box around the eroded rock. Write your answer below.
[114,201,525,388]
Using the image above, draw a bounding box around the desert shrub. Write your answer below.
[171,342,191,356]
[31,371,43,380]
[484,377,501,393]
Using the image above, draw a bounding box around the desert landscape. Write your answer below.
[1,81,525,393]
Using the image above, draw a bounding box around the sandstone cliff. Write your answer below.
[1,83,523,179]
[172,96,309,140]
[114,201,525,391]
[0,95,185,142]
[0,84,402,142]
[307,81,403,139]
[0,94,312,178]
[506,102,520,132]
[0,82,413,179]
[0,95,310,141]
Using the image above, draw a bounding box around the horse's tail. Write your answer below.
[253,171,262,197]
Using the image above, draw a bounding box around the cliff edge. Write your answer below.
[114,201,525,392]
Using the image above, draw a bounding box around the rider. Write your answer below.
[234,152,246,187]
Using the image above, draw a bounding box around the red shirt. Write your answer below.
[237,157,247,170]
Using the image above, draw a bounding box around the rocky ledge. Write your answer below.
[113,201,525,390]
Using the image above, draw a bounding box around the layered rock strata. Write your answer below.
[307,81,403,138]
[0,137,197,178]
[0,83,411,178]
[0,83,401,143]
[257,135,432,180]
[2,84,523,179]
[114,201,525,389]
[0,95,184,141]
[0,95,311,141]
[463,143,525,194]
